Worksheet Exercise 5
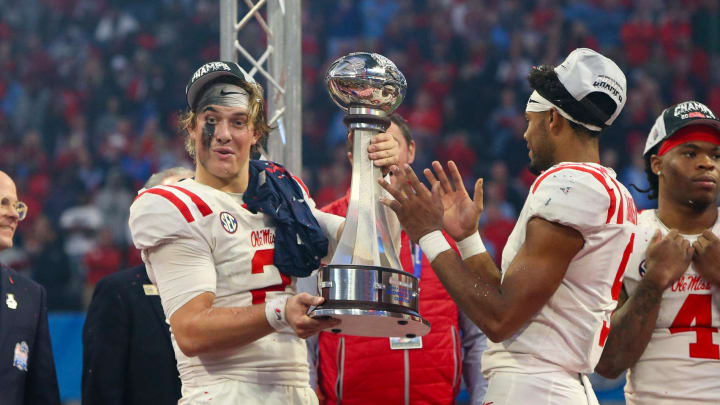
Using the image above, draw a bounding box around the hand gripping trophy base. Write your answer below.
[313,264,430,338]
[310,105,430,338]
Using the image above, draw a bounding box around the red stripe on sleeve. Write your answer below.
[166,185,213,217]
[606,176,625,224]
[291,175,311,197]
[139,188,195,223]
[599,320,611,347]
[611,233,635,300]
[532,165,617,224]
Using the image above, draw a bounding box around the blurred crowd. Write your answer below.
[0,0,718,310]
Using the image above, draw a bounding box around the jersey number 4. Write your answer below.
[250,248,291,304]
[669,293,719,359]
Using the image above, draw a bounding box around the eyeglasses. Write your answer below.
[0,197,28,221]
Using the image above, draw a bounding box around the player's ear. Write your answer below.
[547,109,567,135]
[545,109,556,132]
[650,154,662,176]
[407,140,416,164]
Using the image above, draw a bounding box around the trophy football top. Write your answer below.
[326,52,407,114]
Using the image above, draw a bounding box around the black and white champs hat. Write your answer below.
[643,101,720,156]
[185,61,257,110]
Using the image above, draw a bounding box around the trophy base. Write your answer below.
[311,264,431,337]
[311,305,430,338]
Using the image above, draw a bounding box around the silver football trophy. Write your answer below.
[311,52,430,338]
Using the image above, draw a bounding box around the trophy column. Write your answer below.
[311,52,430,338]
[332,106,400,269]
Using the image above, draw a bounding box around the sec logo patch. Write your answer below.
[220,212,238,234]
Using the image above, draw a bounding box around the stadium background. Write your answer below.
[1,0,718,403]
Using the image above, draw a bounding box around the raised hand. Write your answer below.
[692,230,720,287]
[644,230,694,291]
[378,164,444,242]
[423,161,483,241]
[285,293,340,339]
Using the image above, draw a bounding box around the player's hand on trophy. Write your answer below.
[423,160,483,241]
[378,164,444,242]
[644,230,693,291]
[347,131,400,170]
[285,293,340,339]
[691,230,720,286]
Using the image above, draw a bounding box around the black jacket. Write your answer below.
[82,265,181,405]
[0,266,61,405]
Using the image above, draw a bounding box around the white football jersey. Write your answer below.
[623,209,720,404]
[129,177,319,388]
[482,162,637,376]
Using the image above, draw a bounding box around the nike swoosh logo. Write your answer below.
[220,89,242,96]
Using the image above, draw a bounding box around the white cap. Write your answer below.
[554,48,627,127]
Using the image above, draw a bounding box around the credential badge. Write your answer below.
[220,211,238,234]
[6,293,17,310]
[13,341,28,371]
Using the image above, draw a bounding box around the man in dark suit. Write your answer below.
[82,167,192,405]
[0,170,61,405]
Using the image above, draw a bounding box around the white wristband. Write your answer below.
[456,231,487,260]
[265,295,291,332]
[418,230,452,263]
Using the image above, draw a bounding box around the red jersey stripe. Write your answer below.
[532,165,617,224]
[292,175,311,197]
[166,185,213,217]
[139,188,195,223]
[611,233,635,300]
[606,176,625,224]
[599,320,611,347]
[579,163,627,224]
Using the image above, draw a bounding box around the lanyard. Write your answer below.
[412,243,422,281]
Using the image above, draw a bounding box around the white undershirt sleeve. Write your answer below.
[312,208,344,261]
[145,239,217,319]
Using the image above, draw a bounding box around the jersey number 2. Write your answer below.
[250,248,291,304]
[669,293,719,359]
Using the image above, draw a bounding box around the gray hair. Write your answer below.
[143,167,194,189]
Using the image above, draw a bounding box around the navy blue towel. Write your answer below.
[243,160,329,277]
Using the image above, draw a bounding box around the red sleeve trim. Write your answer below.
[166,185,213,217]
[605,175,625,225]
[611,233,635,300]
[139,188,195,223]
[291,175,311,198]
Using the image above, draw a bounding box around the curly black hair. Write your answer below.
[639,145,660,200]
[527,65,617,138]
